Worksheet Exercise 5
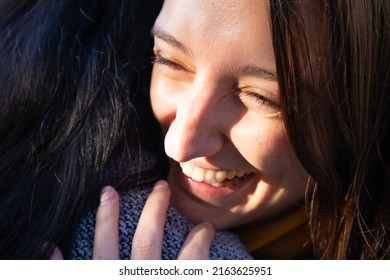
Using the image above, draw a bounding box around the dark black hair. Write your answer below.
[0,0,164,259]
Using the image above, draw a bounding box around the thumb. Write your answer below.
[49,246,64,260]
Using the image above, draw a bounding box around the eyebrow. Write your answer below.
[151,26,191,56]
[152,27,278,82]
[235,65,278,82]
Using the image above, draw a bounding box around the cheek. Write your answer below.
[232,120,308,192]
[231,119,291,170]
[150,69,173,130]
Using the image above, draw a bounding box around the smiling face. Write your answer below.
[150,0,309,229]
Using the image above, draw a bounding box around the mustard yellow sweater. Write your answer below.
[234,207,312,259]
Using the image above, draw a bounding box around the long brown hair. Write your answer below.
[270,0,390,259]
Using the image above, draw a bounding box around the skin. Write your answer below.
[52,182,214,260]
[150,0,309,230]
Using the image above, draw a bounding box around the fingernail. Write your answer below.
[100,186,114,205]
[200,222,215,234]
[153,180,168,191]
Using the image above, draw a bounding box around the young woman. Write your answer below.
[90,0,389,260]
[149,0,390,259]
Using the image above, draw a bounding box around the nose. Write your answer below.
[164,80,225,162]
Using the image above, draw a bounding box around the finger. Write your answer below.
[177,223,215,260]
[49,246,64,260]
[92,186,120,260]
[131,180,170,260]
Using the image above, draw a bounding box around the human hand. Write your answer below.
[93,180,215,260]
[49,246,64,259]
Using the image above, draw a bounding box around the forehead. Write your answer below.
[154,0,274,67]
[157,0,258,34]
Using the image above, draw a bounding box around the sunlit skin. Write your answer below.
[150,0,309,230]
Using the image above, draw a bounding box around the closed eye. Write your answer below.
[241,91,279,109]
[152,54,187,72]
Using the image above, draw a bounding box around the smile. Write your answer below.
[179,162,252,188]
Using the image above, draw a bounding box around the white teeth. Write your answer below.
[181,163,193,177]
[215,171,227,182]
[205,170,215,182]
[226,171,236,180]
[192,167,205,182]
[179,162,250,187]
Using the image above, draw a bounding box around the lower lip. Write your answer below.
[173,164,256,200]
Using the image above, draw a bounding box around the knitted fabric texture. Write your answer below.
[71,187,253,260]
